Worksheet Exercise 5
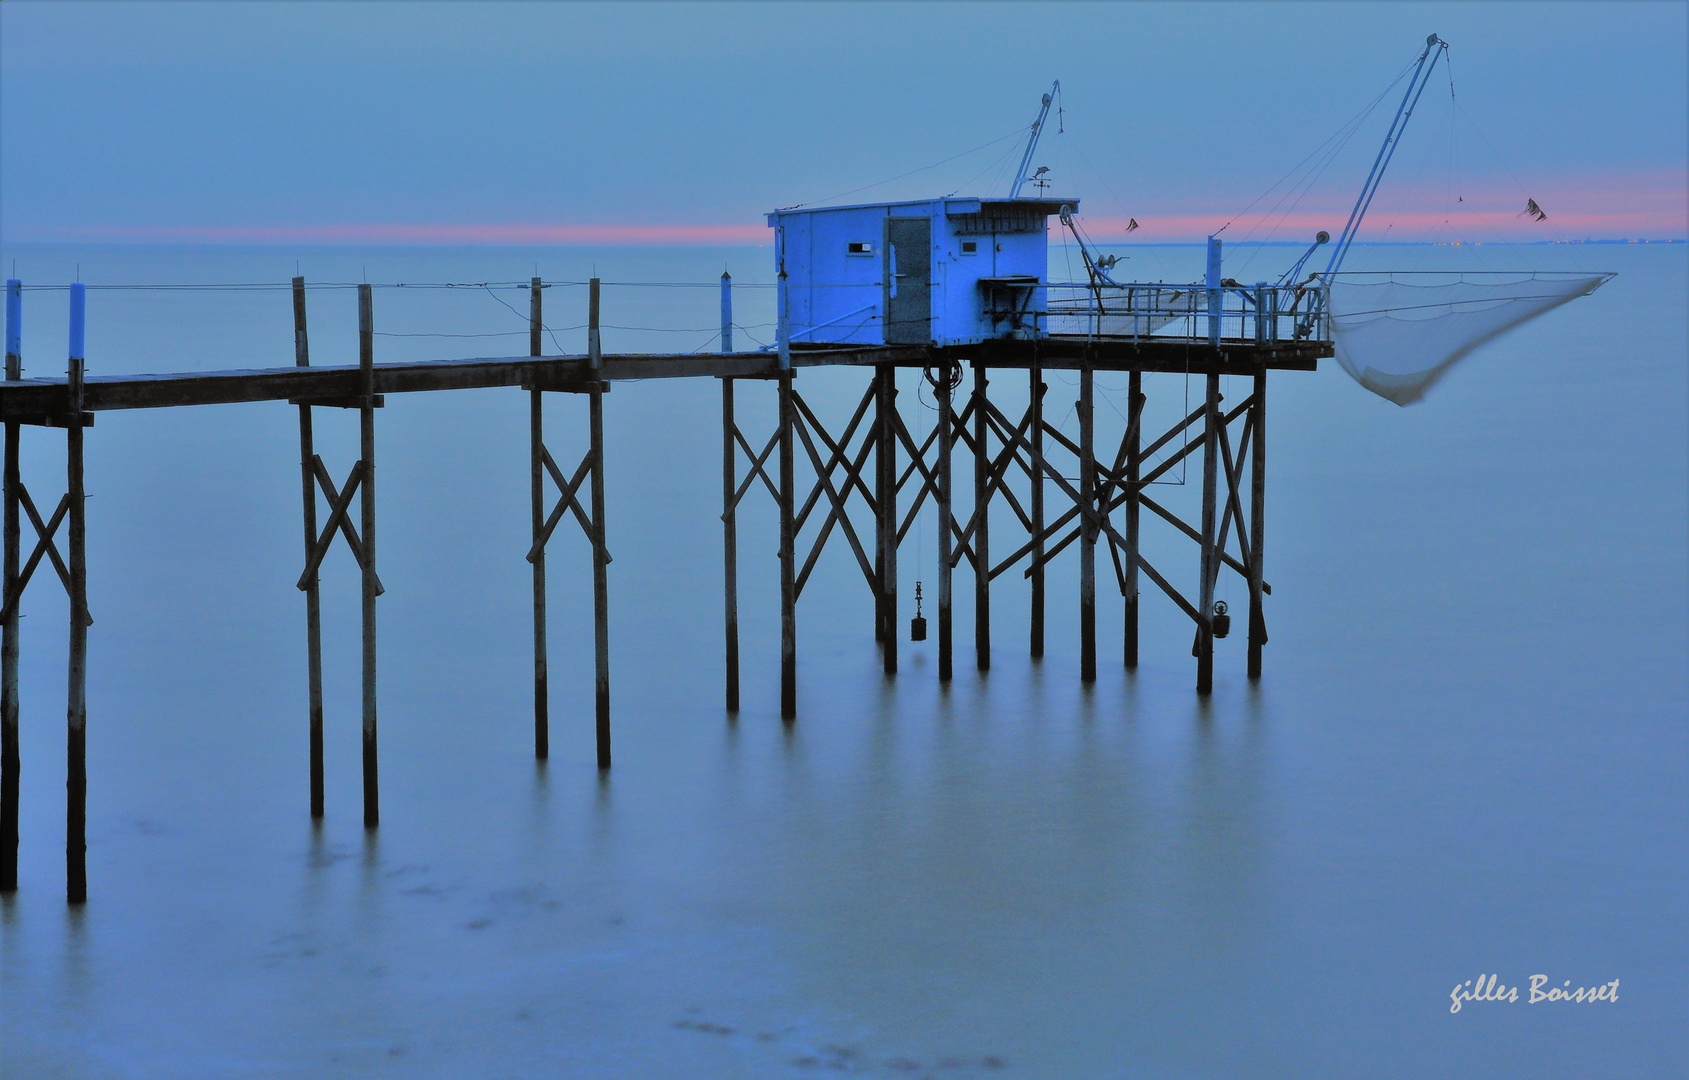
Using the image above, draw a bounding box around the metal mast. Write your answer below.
[1325,35,1448,276]
[1009,81,1060,198]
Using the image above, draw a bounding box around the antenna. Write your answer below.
[1009,81,1060,198]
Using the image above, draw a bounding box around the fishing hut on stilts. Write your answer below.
[0,37,1612,903]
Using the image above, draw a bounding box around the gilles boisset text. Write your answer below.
[1450,975,1619,1013]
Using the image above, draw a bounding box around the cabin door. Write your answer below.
[883,217,932,344]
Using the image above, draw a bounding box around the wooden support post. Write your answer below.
[1197,370,1220,694]
[1124,367,1142,669]
[877,363,897,676]
[873,368,886,646]
[937,361,953,683]
[1030,362,1045,659]
[776,270,796,720]
[1248,368,1267,679]
[588,279,612,764]
[2,278,20,892]
[357,284,379,827]
[778,372,796,718]
[65,283,87,904]
[972,360,990,672]
[1079,360,1096,683]
[292,278,325,816]
[529,277,549,758]
[720,272,739,711]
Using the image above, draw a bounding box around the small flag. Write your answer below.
[1523,198,1548,222]
[1126,218,1140,233]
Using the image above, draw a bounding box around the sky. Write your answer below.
[2,1,1685,245]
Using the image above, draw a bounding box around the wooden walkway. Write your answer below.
[0,275,1331,903]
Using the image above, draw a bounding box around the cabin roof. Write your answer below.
[767,196,1078,226]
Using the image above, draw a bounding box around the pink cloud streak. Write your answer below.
[9,174,1683,246]
[16,222,773,246]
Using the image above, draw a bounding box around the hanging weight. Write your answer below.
[1211,600,1231,639]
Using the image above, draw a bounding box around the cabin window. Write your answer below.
[960,240,978,255]
[847,242,873,256]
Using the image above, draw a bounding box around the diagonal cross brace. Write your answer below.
[791,386,878,529]
[949,404,1035,567]
[297,457,385,593]
[791,413,877,600]
[994,396,1257,581]
[0,483,91,625]
[311,457,384,594]
[795,426,877,591]
[1215,413,1254,573]
[889,407,974,565]
[530,445,610,565]
[730,425,780,511]
[976,393,1135,566]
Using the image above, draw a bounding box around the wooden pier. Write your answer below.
[0,274,1329,902]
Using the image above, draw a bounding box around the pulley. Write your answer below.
[1211,600,1231,639]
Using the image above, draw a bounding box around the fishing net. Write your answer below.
[1327,272,1613,405]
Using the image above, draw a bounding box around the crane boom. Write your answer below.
[1325,35,1448,276]
[1009,81,1060,198]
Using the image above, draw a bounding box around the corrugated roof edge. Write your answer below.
[766,197,1078,227]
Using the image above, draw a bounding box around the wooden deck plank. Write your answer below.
[0,339,1323,419]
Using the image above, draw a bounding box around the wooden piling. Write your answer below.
[972,360,990,672]
[778,371,796,718]
[1248,368,1266,679]
[529,279,550,758]
[776,271,796,720]
[2,279,20,892]
[358,284,379,827]
[292,278,325,816]
[720,272,739,712]
[588,280,612,764]
[1124,367,1142,669]
[1079,360,1096,683]
[1196,370,1219,694]
[937,362,953,683]
[877,364,897,676]
[873,367,886,646]
[66,283,87,904]
[1029,363,1045,659]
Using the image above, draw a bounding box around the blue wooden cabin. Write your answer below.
[767,197,1076,348]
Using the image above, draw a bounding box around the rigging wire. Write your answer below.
[779,125,1029,210]
[1216,56,1418,243]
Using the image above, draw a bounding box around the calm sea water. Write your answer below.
[0,243,1683,1078]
